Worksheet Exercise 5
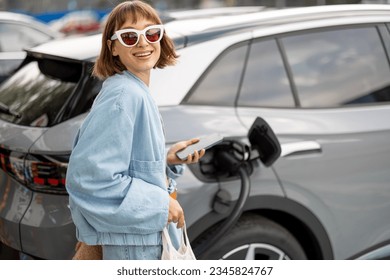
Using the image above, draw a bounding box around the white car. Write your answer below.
[0,11,62,83]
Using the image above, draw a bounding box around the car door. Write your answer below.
[236,24,390,259]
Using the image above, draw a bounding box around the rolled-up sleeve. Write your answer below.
[166,164,185,194]
[166,164,185,179]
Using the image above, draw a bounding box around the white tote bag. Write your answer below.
[161,224,196,260]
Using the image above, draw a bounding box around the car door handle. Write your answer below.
[281,141,322,157]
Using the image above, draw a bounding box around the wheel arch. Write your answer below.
[189,195,333,260]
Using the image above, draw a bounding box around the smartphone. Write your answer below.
[176,133,224,160]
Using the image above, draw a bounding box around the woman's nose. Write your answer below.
[137,34,149,47]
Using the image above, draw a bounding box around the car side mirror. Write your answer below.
[248,117,281,167]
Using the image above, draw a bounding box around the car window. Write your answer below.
[68,73,102,118]
[282,26,390,107]
[0,58,81,127]
[238,39,294,107]
[184,42,249,106]
[0,22,53,52]
[0,59,21,78]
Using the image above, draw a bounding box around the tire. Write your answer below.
[193,213,307,260]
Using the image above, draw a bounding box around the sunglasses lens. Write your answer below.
[145,27,162,43]
[120,32,138,46]
[116,26,163,47]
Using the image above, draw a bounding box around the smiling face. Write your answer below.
[109,17,161,85]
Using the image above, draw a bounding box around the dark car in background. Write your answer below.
[0,11,62,84]
[1,5,390,260]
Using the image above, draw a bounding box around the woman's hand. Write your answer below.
[167,138,206,165]
[168,197,185,228]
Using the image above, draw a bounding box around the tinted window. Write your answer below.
[69,73,102,118]
[0,22,52,52]
[0,59,21,81]
[0,59,81,127]
[238,39,294,107]
[185,42,249,106]
[282,26,390,107]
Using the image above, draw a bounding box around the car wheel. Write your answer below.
[194,213,307,260]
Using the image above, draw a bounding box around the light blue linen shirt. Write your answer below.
[66,70,183,246]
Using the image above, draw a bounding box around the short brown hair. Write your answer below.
[93,0,179,79]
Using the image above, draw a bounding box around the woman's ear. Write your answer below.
[107,40,118,56]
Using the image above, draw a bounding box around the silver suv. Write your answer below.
[1,4,390,260]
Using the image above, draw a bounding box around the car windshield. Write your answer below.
[0,57,81,127]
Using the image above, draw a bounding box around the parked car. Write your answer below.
[49,10,101,35]
[0,11,63,84]
[1,4,390,260]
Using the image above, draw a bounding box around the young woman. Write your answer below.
[66,0,204,260]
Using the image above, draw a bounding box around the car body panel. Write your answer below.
[160,106,247,142]
[0,174,32,251]
[19,192,76,259]
[0,124,47,151]
[29,113,87,154]
[278,132,390,259]
[237,106,390,259]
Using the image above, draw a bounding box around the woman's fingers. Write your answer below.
[177,215,185,229]
[184,149,205,164]
[168,197,184,228]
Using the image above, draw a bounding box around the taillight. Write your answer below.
[26,154,68,194]
[0,147,69,194]
[0,147,25,183]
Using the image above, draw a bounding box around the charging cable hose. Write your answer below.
[195,149,251,259]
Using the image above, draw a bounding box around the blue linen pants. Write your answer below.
[102,245,162,260]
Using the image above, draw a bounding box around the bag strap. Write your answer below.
[161,223,196,260]
[162,227,172,251]
[162,224,190,250]
[181,225,191,247]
